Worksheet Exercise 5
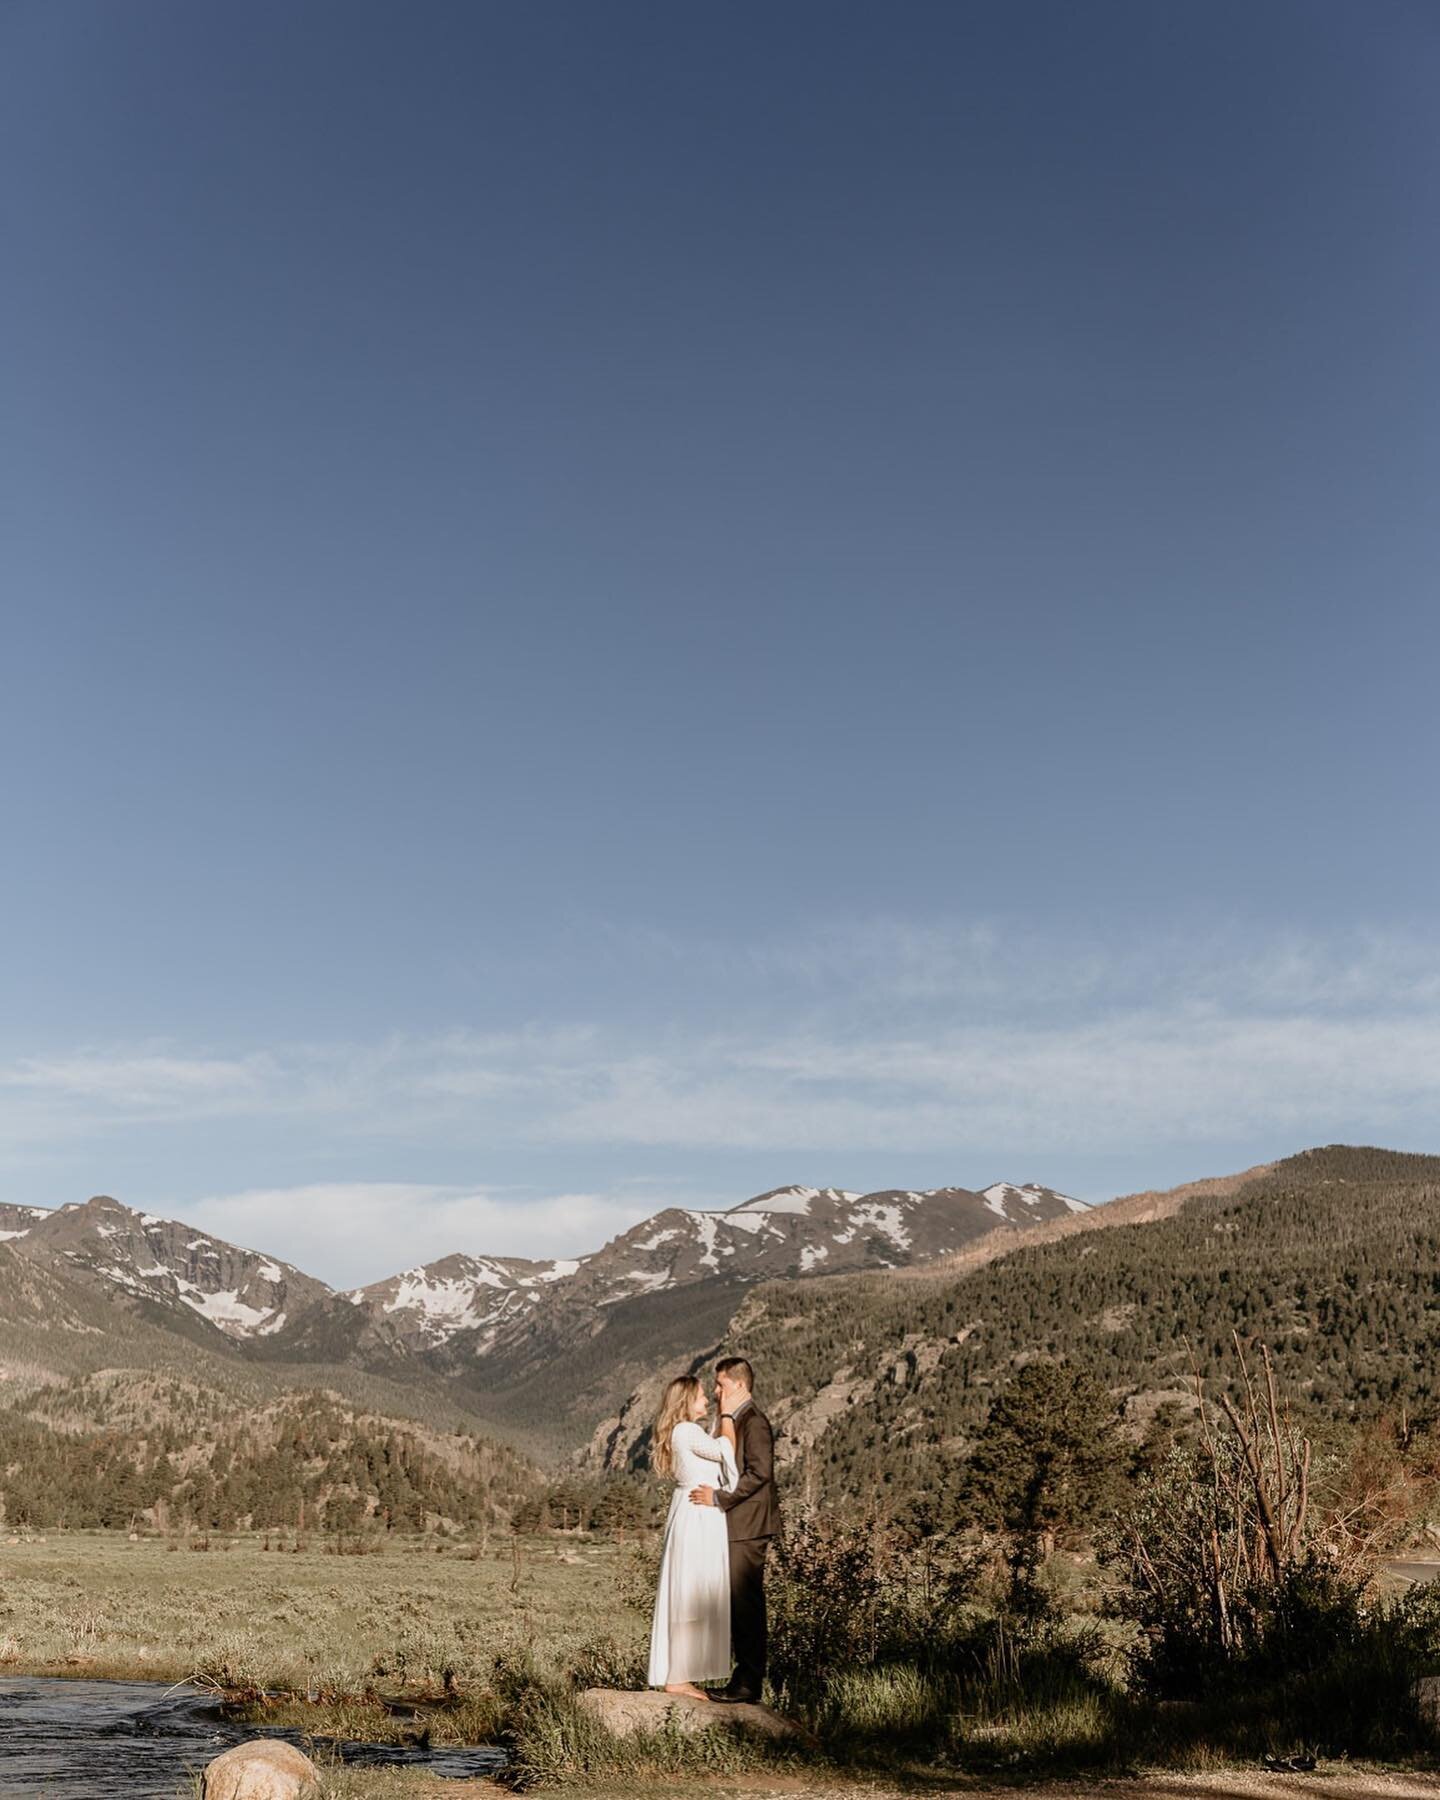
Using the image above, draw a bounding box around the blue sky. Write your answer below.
[3,2,1438,1285]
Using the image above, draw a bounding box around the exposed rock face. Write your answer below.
[345,1250,579,1352]
[567,1183,1089,1307]
[201,1738,319,1799]
[577,1686,809,1741]
[0,1203,47,1241]
[584,1368,676,1470]
[9,1195,329,1340]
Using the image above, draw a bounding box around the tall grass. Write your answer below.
[504,1679,800,1790]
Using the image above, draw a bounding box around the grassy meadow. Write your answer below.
[0,1529,618,1692]
[5,1527,1440,1799]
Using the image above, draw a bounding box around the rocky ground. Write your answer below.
[302,1771,1440,1799]
[474,1778,1440,1800]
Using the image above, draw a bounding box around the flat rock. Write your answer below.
[202,1738,319,1799]
[578,1686,808,1742]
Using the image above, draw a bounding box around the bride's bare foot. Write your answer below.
[663,1682,711,1701]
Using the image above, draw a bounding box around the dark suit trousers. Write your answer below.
[729,1536,770,1692]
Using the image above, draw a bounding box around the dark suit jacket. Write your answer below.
[716,1398,780,1540]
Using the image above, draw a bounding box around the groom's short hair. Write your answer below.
[716,1356,754,1390]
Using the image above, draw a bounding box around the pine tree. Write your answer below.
[963,1359,1124,1550]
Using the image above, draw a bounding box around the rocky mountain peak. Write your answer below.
[727,1186,860,1216]
[981,1182,1091,1223]
[345,1250,584,1352]
[10,1194,330,1341]
[0,1202,50,1242]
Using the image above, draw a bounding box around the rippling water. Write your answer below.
[0,1677,505,1797]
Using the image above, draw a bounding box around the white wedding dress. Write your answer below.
[648,1421,738,1685]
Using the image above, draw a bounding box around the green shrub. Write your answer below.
[768,1510,982,1703]
[563,1630,649,1691]
[613,1538,662,1617]
[490,1641,545,1704]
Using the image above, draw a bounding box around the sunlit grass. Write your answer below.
[0,1529,623,1698]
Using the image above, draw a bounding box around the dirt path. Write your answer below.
[514,1773,1440,1800]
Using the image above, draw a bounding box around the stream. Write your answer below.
[0,1677,505,1797]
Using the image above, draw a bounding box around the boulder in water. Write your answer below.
[578,1687,809,1742]
[201,1738,319,1799]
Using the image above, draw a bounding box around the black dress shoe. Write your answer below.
[716,1687,760,1704]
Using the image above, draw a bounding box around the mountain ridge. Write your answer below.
[0,1176,1087,1457]
[0,1177,1085,1361]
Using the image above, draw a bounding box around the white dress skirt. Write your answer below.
[647,1421,738,1686]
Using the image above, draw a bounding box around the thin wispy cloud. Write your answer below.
[1,1050,279,1113]
[5,921,1440,1284]
[4,926,1439,1168]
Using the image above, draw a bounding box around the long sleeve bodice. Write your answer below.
[667,1421,738,1493]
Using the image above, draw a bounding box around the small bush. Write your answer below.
[563,1630,648,1691]
[1102,1441,1386,1700]
[614,1540,662,1618]
[490,1641,545,1704]
[768,1510,983,1704]
[369,1621,472,1691]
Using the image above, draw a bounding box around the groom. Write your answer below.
[688,1355,779,1703]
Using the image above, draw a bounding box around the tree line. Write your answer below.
[0,1390,536,1533]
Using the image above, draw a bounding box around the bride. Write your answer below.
[647,1374,737,1700]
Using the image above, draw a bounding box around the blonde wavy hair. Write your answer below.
[652,1374,705,1478]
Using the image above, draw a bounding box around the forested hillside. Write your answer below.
[0,1380,539,1532]
[600,1146,1440,1504]
[0,1243,542,1533]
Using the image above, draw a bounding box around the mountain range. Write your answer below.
[0,1178,1084,1356]
[0,1178,1085,1454]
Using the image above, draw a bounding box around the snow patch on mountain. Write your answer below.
[538,1259,581,1281]
[851,1201,910,1247]
[624,1269,671,1293]
[176,1283,279,1333]
[386,1272,499,1318]
[730,1186,859,1217]
[983,1183,1090,1220]
[720,1209,767,1235]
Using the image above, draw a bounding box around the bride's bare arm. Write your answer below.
[719,1414,737,1449]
